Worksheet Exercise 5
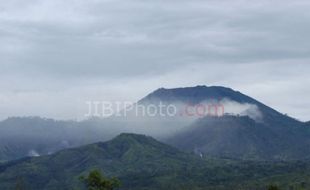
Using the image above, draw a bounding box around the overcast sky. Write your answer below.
[0,0,309,121]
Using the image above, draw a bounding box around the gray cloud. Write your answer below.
[0,0,309,121]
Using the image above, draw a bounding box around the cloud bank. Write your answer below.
[0,0,309,121]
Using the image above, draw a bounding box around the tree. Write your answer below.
[80,170,121,190]
[267,184,280,190]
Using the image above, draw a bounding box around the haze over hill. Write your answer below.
[1,0,310,189]
[0,86,309,162]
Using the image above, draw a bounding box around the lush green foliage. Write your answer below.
[80,170,120,190]
[0,134,309,190]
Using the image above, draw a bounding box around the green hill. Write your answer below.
[0,133,309,190]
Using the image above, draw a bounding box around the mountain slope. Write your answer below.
[167,115,310,160]
[141,86,310,161]
[0,133,309,190]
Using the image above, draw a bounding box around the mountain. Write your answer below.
[0,85,309,162]
[140,86,310,161]
[0,133,309,190]
[141,85,298,123]
[142,86,251,104]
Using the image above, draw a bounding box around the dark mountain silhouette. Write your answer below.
[141,85,299,124]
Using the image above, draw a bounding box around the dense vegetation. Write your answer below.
[80,170,121,190]
[0,134,309,190]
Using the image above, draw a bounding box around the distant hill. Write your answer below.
[0,117,116,161]
[0,85,309,162]
[0,133,309,190]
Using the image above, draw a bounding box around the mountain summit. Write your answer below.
[142,86,310,160]
[142,85,255,104]
[141,85,295,120]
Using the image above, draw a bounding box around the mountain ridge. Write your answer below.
[0,133,309,190]
[139,86,310,161]
[143,85,299,121]
[0,85,309,162]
